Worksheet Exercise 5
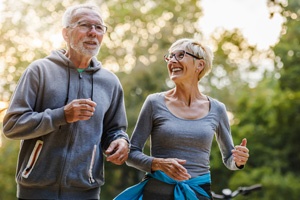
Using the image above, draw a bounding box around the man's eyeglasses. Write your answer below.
[68,21,107,34]
[164,50,203,62]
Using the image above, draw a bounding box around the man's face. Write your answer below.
[64,8,105,57]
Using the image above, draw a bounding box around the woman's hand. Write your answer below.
[232,138,249,167]
[151,158,191,181]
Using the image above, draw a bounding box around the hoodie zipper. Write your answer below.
[58,122,77,198]
[59,69,91,197]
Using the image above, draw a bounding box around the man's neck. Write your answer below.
[65,51,92,69]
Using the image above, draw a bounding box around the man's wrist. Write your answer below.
[117,136,131,148]
[117,136,129,144]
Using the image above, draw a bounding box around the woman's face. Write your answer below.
[165,47,202,83]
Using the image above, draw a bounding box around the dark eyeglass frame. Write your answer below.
[164,50,203,62]
[67,21,107,34]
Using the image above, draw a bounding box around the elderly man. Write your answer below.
[3,4,129,200]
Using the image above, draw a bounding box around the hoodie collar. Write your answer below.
[50,49,102,73]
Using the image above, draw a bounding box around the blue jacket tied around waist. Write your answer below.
[114,171,211,200]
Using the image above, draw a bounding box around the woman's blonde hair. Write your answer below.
[169,38,214,80]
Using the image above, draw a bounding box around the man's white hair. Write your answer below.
[62,4,102,28]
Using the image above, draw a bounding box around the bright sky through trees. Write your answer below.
[199,0,284,50]
[0,0,284,97]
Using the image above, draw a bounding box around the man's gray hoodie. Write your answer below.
[3,50,128,199]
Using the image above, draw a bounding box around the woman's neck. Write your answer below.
[166,85,203,107]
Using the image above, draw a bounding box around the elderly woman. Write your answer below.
[115,38,249,200]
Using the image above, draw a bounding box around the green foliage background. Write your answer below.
[0,0,299,199]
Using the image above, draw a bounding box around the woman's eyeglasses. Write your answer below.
[164,50,203,62]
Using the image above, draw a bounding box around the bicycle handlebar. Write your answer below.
[239,184,262,195]
[212,184,262,199]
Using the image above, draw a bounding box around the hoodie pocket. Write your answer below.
[88,145,97,184]
[22,140,43,178]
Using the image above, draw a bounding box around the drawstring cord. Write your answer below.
[65,64,70,105]
[91,72,94,101]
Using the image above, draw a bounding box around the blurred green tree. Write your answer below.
[220,0,300,199]
[0,135,19,200]
[270,0,300,178]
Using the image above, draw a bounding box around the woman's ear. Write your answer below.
[197,60,205,71]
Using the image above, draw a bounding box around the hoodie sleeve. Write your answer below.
[2,63,67,140]
[101,78,128,150]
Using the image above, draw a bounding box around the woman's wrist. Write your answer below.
[151,158,162,171]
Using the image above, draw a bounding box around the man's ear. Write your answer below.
[62,28,69,42]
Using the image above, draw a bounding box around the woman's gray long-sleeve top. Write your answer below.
[126,92,240,178]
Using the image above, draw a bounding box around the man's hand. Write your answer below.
[105,138,129,165]
[64,98,97,123]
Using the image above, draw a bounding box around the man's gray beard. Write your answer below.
[70,42,100,57]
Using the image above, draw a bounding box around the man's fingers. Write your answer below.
[78,99,97,107]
